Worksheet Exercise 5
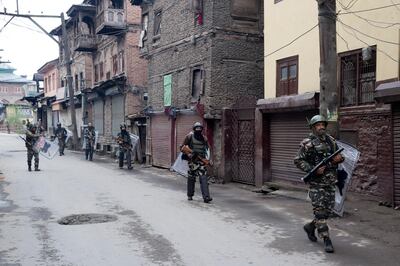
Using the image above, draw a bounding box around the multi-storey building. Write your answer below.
[132,0,264,182]
[50,0,147,157]
[0,63,34,132]
[36,59,59,135]
[256,0,400,205]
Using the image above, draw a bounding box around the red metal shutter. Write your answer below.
[151,114,172,168]
[269,111,317,183]
[393,105,400,207]
[175,113,202,159]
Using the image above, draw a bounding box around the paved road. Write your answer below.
[0,133,399,266]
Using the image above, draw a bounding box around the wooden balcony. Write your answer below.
[96,9,126,35]
[74,34,97,52]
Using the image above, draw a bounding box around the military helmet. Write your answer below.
[120,122,127,129]
[309,115,328,128]
[193,122,203,130]
[57,122,61,127]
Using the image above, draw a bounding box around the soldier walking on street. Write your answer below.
[84,122,96,161]
[26,124,40,171]
[181,122,212,203]
[54,122,67,156]
[117,123,133,170]
[294,115,344,253]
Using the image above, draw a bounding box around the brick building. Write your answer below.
[256,0,399,205]
[132,0,264,182]
[50,0,148,156]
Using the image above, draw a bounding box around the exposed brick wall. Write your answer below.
[339,104,393,203]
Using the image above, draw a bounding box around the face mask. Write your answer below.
[194,130,203,138]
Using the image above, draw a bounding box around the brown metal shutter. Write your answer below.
[270,111,317,182]
[151,114,172,168]
[175,113,202,159]
[393,105,400,207]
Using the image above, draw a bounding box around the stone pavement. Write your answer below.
[58,149,400,249]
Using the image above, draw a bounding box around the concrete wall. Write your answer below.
[340,105,393,202]
[264,0,400,98]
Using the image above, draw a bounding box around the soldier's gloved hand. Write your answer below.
[332,154,344,164]
[316,165,326,175]
[191,151,199,160]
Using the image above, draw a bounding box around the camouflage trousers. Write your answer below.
[27,148,39,169]
[187,162,210,199]
[58,138,65,155]
[308,185,335,239]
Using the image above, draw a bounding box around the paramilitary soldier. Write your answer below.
[84,122,96,161]
[181,122,212,203]
[116,123,133,170]
[294,115,344,253]
[54,122,68,156]
[25,124,40,171]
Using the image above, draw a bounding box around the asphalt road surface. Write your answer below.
[0,133,399,266]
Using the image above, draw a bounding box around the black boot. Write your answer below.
[28,165,32,172]
[203,197,213,203]
[324,237,334,253]
[303,222,317,242]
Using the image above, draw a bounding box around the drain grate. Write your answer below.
[58,213,118,225]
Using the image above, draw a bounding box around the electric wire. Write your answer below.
[337,0,400,28]
[337,17,399,63]
[264,23,319,58]
[339,3,400,14]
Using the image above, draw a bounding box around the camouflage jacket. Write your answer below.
[294,133,342,186]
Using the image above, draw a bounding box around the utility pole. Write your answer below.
[61,13,79,149]
[0,6,80,149]
[317,0,339,137]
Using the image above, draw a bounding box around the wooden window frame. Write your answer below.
[338,46,376,107]
[190,66,204,103]
[153,9,162,38]
[276,55,299,97]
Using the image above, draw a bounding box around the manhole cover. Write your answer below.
[58,214,118,225]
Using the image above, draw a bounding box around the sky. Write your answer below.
[0,0,82,79]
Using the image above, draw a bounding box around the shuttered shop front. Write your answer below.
[111,95,124,136]
[94,100,104,134]
[175,113,202,159]
[151,114,172,168]
[393,104,400,207]
[269,111,317,182]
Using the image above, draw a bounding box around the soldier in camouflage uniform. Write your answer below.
[294,115,344,253]
[181,122,212,203]
[26,124,40,171]
[84,123,96,161]
[116,123,133,170]
[54,122,68,156]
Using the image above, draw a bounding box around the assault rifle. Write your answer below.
[116,136,132,151]
[181,145,210,166]
[19,136,32,147]
[302,148,344,184]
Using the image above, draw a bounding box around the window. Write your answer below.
[191,67,204,102]
[231,0,259,21]
[276,55,298,97]
[163,74,172,107]
[154,10,162,36]
[99,62,104,79]
[75,74,79,91]
[190,0,203,26]
[61,80,65,88]
[112,54,118,75]
[139,13,149,47]
[119,51,125,72]
[79,72,84,90]
[94,65,98,82]
[339,47,376,106]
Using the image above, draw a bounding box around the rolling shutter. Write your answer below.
[151,114,172,168]
[393,105,400,207]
